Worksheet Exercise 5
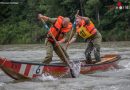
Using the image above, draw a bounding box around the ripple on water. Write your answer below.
[0,82,5,90]
[0,42,130,90]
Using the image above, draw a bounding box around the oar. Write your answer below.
[65,10,79,50]
[40,18,77,78]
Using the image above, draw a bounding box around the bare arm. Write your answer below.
[68,32,78,44]
[38,14,57,24]
[76,15,90,25]
[58,38,66,44]
[48,18,57,24]
[81,17,90,24]
[58,33,68,44]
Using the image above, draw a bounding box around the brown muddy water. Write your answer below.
[0,41,130,90]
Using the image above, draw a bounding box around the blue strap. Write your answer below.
[44,24,49,31]
[72,21,76,30]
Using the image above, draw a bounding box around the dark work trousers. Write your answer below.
[42,38,70,65]
[84,31,102,63]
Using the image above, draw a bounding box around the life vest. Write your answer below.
[48,16,72,43]
[77,19,97,39]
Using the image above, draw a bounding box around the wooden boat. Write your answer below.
[0,54,120,80]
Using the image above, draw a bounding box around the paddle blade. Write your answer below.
[69,61,81,78]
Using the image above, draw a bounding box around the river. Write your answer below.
[0,41,130,90]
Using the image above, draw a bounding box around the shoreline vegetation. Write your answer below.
[0,0,130,44]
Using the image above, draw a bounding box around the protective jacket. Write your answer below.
[76,19,97,39]
[48,16,72,43]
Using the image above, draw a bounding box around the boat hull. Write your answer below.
[0,54,120,80]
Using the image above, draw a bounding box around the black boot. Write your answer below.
[85,52,92,64]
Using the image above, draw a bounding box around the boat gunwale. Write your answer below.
[10,55,121,67]
[0,55,121,80]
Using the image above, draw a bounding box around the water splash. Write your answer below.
[0,82,5,86]
[36,73,57,81]
[124,62,130,70]
[70,61,81,77]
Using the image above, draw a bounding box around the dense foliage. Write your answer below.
[0,0,130,44]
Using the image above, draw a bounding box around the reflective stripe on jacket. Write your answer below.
[77,19,97,39]
[48,16,72,43]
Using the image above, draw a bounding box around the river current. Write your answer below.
[0,41,130,90]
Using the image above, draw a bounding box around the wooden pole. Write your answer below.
[41,19,77,78]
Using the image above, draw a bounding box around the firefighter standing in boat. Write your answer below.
[67,15,102,63]
[38,14,72,64]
